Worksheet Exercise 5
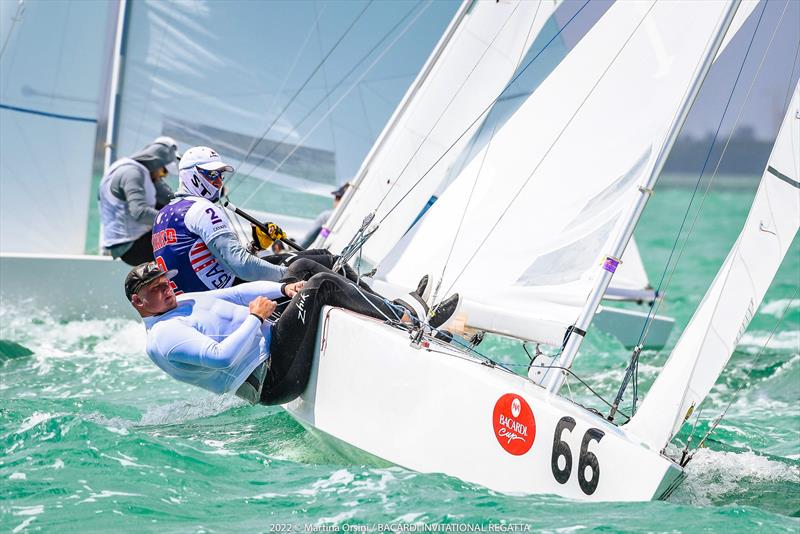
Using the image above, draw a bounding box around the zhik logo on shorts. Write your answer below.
[296,292,308,324]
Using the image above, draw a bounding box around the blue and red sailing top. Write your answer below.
[152,196,235,294]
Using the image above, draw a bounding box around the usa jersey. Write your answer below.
[152,196,235,294]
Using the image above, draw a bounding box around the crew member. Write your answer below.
[152,146,287,294]
[126,262,458,404]
[153,146,366,295]
[300,182,350,248]
[99,137,180,265]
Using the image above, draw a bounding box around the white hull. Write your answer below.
[285,307,685,501]
[0,253,135,319]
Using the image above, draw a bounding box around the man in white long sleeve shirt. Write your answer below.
[126,261,459,404]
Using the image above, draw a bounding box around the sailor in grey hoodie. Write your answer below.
[98,137,180,265]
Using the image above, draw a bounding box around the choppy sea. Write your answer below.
[2,181,798,532]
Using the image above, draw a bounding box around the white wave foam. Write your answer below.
[298,469,356,496]
[139,394,244,426]
[12,505,44,517]
[15,411,63,435]
[81,413,134,433]
[315,510,358,525]
[769,353,800,378]
[12,518,36,534]
[77,490,143,504]
[739,330,800,352]
[760,298,799,317]
[672,448,800,505]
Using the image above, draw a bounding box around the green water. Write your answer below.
[2,185,799,532]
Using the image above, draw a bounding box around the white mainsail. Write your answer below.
[0,1,111,254]
[379,1,736,346]
[319,0,560,264]
[626,83,800,452]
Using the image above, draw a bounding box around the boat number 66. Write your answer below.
[551,416,605,495]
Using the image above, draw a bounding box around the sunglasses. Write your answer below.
[196,167,230,188]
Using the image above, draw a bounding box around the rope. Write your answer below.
[430,122,497,307]
[370,1,524,216]
[632,0,773,351]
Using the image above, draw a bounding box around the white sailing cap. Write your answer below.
[178,146,235,202]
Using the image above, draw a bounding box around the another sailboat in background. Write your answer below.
[0,0,456,319]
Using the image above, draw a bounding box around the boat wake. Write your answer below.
[670,448,800,508]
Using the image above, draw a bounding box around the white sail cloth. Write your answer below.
[320,0,558,264]
[626,83,800,452]
[0,1,110,254]
[379,1,734,345]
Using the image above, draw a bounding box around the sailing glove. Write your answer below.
[251,222,286,250]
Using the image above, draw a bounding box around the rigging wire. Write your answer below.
[236,0,432,207]
[224,0,373,191]
[437,1,656,301]
[371,0,592,228]
[220,1,334,241]
[131,6,168,150]
[0,0,24,61]
[369,1,524,216]
[314,0,339,174]
[429,2,546,309]
[262,3,329,138]
[689,286,798,461]
[630,0,773,358]
[429,123,497,307]
[610,0,792,418]
[330,0,592,272]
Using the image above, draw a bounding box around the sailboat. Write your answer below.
[283,0,800,501]
[313,0,771,350]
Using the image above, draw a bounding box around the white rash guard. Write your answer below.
[143,281,284,394]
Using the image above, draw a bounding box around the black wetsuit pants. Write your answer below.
[234,249,370,291]
[259,271,402,405]
[268,249,364,285]
[119,232,155,266]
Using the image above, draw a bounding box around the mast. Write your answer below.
[88,0,129,254]
[104,0,129,170]
[318,0,473,245]
[543,0,741,394]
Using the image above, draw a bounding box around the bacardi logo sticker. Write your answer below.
[493,393,536,456]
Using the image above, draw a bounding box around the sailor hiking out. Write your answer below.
[127,262,459,404]
[98,136,180,265]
